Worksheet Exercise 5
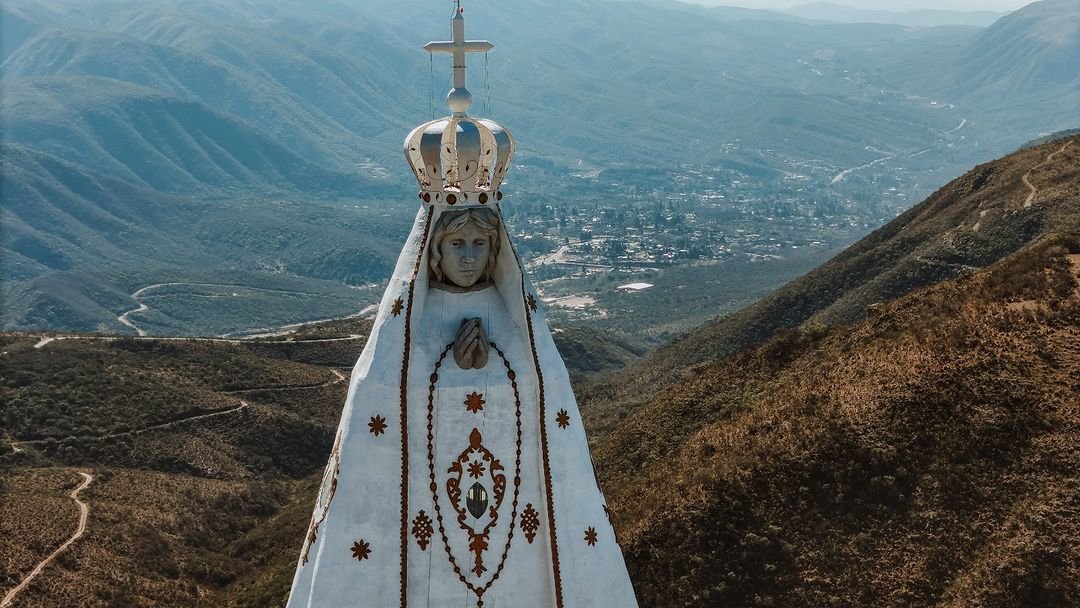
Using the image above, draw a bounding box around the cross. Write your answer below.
[424,3,493,115]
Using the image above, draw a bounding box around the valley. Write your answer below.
[3,0,1077,338]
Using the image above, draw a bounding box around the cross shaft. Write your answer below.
[424,6,493,114]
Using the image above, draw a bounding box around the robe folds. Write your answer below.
[287,204,639,607]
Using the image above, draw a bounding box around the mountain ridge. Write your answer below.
[581,133,1080,434]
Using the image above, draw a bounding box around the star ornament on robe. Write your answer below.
[368,415,388,436]
[464,391,486,413]
[467,460,486,479]
[391,297,404,317]
[584,527,598,546]
[555,409,571,429]
[351,539,371,561]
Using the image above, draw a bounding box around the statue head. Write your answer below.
[429,208,501,288]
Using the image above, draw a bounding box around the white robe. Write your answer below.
[287,205,638,607]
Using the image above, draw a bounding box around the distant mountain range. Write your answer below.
[783,2,1006,27]
[2,0,1077,334]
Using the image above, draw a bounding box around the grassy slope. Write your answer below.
[599,232,1080,607]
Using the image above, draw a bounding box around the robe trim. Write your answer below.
[498,204,565,608]
[400,207,434,607]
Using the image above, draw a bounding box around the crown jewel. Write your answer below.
[404,3,515,204]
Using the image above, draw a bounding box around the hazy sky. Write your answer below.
[692,0,1034,11]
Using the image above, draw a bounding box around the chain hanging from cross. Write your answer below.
[423,2,493,115]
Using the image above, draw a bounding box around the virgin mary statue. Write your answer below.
[286,6,638,608]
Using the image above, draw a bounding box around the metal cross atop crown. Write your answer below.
[424,1,493,116]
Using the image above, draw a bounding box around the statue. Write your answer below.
[429,209,501,369]
[286,5,638,607]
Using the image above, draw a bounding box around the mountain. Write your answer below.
[885,0,1079,142]
[580,133,1080,435]
[0,317,643,606]
[3,0,1077,336]
[783,2,1006,27]
[593,136,1080,606]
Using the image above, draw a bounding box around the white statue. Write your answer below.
[286,5,638,607]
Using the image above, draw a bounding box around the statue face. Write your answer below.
[438,222,493,288]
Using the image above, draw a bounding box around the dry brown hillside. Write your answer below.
[598,224,1080,606]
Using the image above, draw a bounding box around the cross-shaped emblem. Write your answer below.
[424,2,493,115]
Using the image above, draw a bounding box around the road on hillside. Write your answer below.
[8,368,347,455]
[1023,141,1073,208]
[1,472,93,608]
[116,281,324,337]
[32,333,364,350]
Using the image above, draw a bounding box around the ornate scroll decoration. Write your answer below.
[447,428,506,576]
[399,207,434,607]
[412,511,434,551]
[584,527,598,547]
[521,504,540,544]
[301,430,343,565]
[426,341,523,607]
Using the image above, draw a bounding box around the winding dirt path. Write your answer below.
[116,303,149,337]
[831,151,895,184]
[31,333,364,350]
[116,282,324,337]
[1,472,93,608]
[8,368,344,454]
[1023,142,1072,208]
[9,403,250,455]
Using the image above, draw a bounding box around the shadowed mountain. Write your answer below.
[3,0,1077,336]
[886,0,1079,143]
[1,77,370,194]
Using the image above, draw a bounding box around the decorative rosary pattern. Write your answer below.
[425,340,524,606]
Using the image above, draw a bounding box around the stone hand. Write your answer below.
[453,317,489,370]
